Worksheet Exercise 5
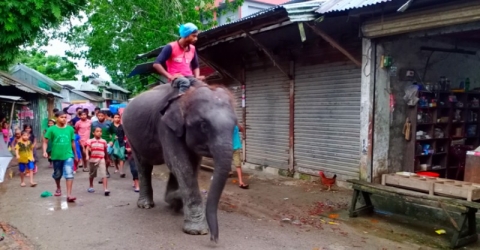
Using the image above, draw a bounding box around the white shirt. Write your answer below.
[91,115,99,123]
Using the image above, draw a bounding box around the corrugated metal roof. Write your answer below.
[71,89,105,102]
[0,71,64,98]
[316,0,392,14]
[135,0,324,60]
[203,0,324,33]
[11,64,64,92]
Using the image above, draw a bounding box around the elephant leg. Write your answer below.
[162,139,207,235]
[165,173,183,212]
[137,157,154,209]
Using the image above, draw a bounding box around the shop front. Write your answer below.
[361,0,480,181]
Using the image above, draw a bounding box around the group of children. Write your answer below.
[5,105,138,203]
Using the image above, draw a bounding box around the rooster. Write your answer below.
[319,171,337,191]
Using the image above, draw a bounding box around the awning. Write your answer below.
[0,71,64,98]
[0,95,24,101]
[362,1,480,38]
[0,95,29,105]
[315,0,392,14]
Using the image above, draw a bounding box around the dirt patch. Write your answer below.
[0,222,36,250]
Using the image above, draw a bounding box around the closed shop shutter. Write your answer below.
[294,61,361,179]
[246,67,289,168]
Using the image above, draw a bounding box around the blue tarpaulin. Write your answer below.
[109,103,127,115]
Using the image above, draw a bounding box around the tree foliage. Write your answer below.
[0,0,87,70]
[15,50,80,80]
[62,0,243,93]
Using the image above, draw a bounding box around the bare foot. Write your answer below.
[30,183,37,187]
[20,183,26,187]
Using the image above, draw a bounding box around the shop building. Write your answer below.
[133,0,365,181]
[326,0,480,182]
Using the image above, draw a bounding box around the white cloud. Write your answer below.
[41,15,112,82]
[43,39,112,82]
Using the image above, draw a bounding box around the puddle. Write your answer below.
[47,200,76,211]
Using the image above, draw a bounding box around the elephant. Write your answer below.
[122,82,237,242]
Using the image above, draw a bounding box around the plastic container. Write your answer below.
[416,171,440,178]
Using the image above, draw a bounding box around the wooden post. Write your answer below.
[305,23,362,67]
[288,60,295,173]
[241,66,246,163]
[243,30,292,79]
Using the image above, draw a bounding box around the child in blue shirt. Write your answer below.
[233,123,248,189]
[73,133,83,173]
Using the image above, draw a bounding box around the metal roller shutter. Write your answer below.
[246,67,289,168]
[294,61,361,179]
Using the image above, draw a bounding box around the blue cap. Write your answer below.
[179,23,198,38]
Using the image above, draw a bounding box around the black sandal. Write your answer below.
[239,184,249,189]
[105,191,110,196]
[120,174,126,178]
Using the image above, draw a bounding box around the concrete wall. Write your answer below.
[240,1,273,17]
[217,0,274,26]
[60,89,71,102]
[376,36,480,175]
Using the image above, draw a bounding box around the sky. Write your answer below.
[43,39,112,82]
[41,15,112,82]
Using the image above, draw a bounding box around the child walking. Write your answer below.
[233,123,248,189]
[44,119,55,168]
[125,139,139,192]
[23,124,38,174]
[15,131,37,187]
[43,111,78,202]
[111,114,126,177]
[86,127,110,196]
[2,121,11,145]
[73,133,83,173]
[75,111,91,172]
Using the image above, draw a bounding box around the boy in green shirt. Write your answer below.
[43,111,78,202]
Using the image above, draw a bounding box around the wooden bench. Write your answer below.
[348,179,480,249]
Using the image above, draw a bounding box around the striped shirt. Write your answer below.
[86,138,107,161]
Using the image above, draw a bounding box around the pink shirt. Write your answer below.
[166,41,196,77]
[75,119,92,144]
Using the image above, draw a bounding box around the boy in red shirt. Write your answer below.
[86,127,110,196]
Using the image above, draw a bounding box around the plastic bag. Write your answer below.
[404,84,419,106]
[113,140,125,159]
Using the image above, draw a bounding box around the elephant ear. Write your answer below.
[160,99,185,137]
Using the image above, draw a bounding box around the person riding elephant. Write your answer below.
[153,23,205,95]
[122,82,237,242]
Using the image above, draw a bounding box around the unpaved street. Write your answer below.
[1,155,423,250]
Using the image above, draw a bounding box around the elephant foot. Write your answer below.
[137,196,155,209]
[183,219,209,235]
[165,191,183,212]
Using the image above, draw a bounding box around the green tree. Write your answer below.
[16,50,80,80]
[0,0,87,70]
[62,0,243,93]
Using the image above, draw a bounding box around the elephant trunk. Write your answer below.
[206,140,233,243]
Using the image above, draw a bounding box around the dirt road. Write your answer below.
[0,155,427,250]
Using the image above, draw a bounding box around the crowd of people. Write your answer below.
[1,106,138,202]
[2,97,248,204]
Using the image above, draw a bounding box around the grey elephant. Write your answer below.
[122,82,237,242]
